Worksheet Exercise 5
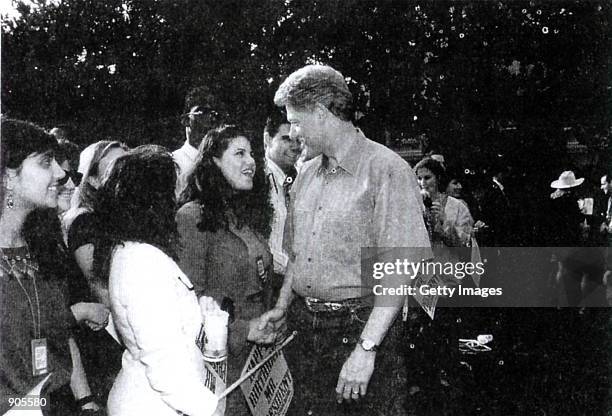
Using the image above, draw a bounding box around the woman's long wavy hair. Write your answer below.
[179,125,272,238]
[92,145,179,282]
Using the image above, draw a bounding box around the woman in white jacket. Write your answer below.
[91,145,218,416]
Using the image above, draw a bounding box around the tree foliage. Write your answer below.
[2,0,610,180]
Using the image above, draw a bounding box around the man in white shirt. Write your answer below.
[173,88,221,198]
[263,111,301,305]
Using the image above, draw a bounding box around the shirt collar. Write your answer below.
[181,139,199,161]
[266,157,287,190]
[323,128,364,176]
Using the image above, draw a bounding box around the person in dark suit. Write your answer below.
[593,173,612,304]
[592,173,611,247]
[479,160,515,248]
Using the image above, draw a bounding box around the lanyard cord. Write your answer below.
[0,248,41,338]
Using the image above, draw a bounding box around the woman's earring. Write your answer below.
[4,177,15,209]
[5,189,14,209]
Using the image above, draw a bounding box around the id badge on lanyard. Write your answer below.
[31,338,48,376]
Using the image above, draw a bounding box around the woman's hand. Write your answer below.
[71,302,110,331]
[473,220,487,233]
[430,200,443,220]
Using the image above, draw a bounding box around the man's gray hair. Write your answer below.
[274,65,354,122]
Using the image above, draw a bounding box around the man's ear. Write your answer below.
[263,132,271,150]
[314,102,333,122]
[180,114,191,128]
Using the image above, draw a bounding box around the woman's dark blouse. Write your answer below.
[176,201,273,416]
[0,246,74,414]
[67,212,97,257]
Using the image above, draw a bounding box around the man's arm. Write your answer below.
[336,161,431,403]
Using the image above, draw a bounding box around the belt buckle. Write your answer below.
[305,297,322,312]
[324,302,342,312]
[305,297,345,313]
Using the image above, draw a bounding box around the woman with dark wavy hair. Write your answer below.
[93,146,218,416]
[177,125,276,415]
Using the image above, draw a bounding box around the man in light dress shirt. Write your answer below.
[259,65,431,415]
[172,88,222,197]
[263,111,301,303]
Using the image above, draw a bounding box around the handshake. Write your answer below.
[200,296,287,346]
[248,307,287,345]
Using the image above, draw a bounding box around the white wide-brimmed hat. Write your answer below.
[550,171,584,189]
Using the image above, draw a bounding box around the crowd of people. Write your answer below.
[1,64,610,416]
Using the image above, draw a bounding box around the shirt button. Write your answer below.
[307,257,312,262]
[342,337,349,344]
[306,285,311,289]
[312,231,316,235]
[318,207,322,211]
[331,168,337,174]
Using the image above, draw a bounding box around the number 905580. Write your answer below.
[8,395,47,409]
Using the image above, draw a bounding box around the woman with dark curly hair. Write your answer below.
[93,146,218,416]
[177,125,276,415]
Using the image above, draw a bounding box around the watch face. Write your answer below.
[361,339,376,351]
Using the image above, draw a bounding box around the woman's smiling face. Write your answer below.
[10,151,65,211]
[416,167,439,194]
[213,136,256,191]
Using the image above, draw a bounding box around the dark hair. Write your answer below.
[182,87,224,130]
[414,157,449,191]
[264,109,288,139]
[55,140,81,171]
[185,86,218,113]
[1,118,58,169]
[179,125,272,237]
[23,208,78,281]
[445,165,466,185]
[92,145,179,282]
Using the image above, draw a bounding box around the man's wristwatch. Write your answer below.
[358,338,378,352]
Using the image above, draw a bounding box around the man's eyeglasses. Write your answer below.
[181,106,219,122]
[58,169,83,186]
